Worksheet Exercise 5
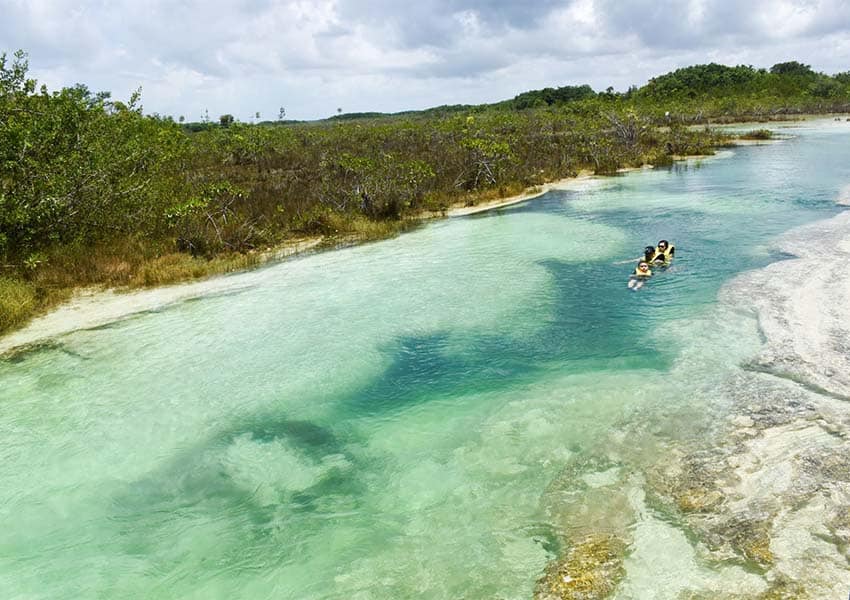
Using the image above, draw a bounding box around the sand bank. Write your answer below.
[0,281,246,356]
[0,238,323,356]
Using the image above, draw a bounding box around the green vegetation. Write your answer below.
[635,61,850,119]
[740,129,774,140]
[2,49,850,335]
[510,84,597,109]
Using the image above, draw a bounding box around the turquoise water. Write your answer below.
[1,121,849,599]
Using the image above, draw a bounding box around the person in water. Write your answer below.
[651,239,675,263]
[628,261,652,289]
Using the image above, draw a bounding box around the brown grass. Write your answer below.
[317,212,413,241]
[740,129,774,140]
[134,252,258,287]
[2,238,263,336]
[0,277,38,334]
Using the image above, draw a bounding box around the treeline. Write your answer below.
[184,61,850,128]
[1,51,849,333]
[633,61,850,119]
[640,61,848,100]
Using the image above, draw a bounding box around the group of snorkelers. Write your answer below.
[627,239,675,290]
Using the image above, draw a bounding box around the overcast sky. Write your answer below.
[3,0,850,121]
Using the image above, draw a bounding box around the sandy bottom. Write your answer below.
[0,280,253,356]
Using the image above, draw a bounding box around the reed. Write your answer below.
[0,277,37,334]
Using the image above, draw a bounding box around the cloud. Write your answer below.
[3,0,850,120]
[336,0,566,48]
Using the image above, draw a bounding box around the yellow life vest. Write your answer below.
[652,244,675,263]
[633,266,652,277]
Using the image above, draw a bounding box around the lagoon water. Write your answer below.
[2,121,850,599]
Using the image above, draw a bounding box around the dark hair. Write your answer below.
[644,246,656,260]
[658,239,669,248]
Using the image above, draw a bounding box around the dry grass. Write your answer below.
[0,277,37,334]
[134,252,258,287]
[318,212,412,241]
[740,129,774,140]
[420,181,530,213]
[1,237,263,336]
[27,238,261,290]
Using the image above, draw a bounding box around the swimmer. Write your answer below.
[628,261,652,290]
[652,239,675,263]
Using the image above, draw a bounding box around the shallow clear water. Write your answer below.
[2,121,849,599]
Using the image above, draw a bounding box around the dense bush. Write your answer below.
[0,51,188,265]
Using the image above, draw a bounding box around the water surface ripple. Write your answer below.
[2,121,850,599]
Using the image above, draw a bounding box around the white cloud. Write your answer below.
[3,0,850,120]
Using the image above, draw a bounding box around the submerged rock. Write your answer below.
[534,534,627,600]
[535,376,850,596]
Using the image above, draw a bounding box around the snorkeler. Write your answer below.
[627,261,652,290]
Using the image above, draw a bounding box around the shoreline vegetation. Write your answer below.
[2,52,850,340]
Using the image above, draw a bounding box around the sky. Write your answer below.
[3,0,850,122]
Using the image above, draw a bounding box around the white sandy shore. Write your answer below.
[0,282,243,356]
[0,239,322,356]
